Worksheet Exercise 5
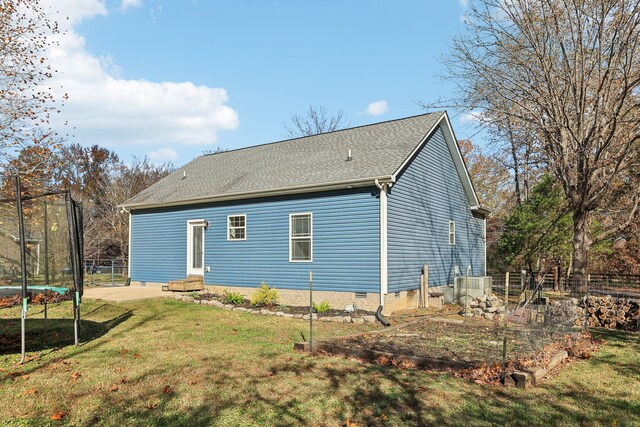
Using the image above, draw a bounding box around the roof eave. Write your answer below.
[471,205,492,217]
[119,175,395,210]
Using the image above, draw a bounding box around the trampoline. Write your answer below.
[0,174,83,363]
[0,286,69,299]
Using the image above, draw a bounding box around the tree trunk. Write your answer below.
[571,209,591,295]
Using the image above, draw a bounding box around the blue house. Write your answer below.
[121,112,489,313]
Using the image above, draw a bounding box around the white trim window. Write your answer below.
[227,214,246,240]
[449,220,456,245]
[289,213,312,262]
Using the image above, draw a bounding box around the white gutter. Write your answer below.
[375,178,394,307]
[120,206,132,278]
[119,175,395,211]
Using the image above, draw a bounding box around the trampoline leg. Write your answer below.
[44,302,48,330]
[20,299,27,364]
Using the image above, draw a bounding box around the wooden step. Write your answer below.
[186,275,204,283]
[168,279,204,292]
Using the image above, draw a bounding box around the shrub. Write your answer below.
[222,290,244,305]
[251,282,279,307]
[313,300,331,313]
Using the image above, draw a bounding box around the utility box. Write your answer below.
[443,276,493,304]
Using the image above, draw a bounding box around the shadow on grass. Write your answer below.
[0,308,132,355]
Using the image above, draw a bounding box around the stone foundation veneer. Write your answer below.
[130,281,422,314]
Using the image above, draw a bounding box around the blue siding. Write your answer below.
[131,188,380,293]
[387,127,486,292]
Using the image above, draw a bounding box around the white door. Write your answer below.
[187,220,205,276]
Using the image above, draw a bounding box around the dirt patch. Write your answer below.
[311,315,600,385]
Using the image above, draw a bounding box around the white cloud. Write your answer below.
[363,100,388,116]
[120,0,142,11]
[40,0,239,149]
[458,0,469,8]
[458,111,484,124]
[147,147,178,163]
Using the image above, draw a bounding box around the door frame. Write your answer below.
[186,219,206,276]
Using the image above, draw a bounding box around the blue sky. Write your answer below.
[43,0,477,165]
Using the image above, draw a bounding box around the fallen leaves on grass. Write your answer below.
[71,371,81,381]
[162,385,172,394]
[134,353,141,359]
[24,389,37,395]
[121,377,128,383]
[188,377,198,385]
[109,384,119,392]
[146,401,159,409]
[50,412,65,421]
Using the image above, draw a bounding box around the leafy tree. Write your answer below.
[284,106,349,137]
[444,0,640,290]
[496,175,573,274]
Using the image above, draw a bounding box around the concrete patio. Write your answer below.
[83,285,170,302]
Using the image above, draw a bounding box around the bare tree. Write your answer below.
[103,157,173,265]
[0,0,61,169]
[444,0,640,290]
[284,106,349,138]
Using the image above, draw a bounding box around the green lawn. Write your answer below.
[1,299,638,426]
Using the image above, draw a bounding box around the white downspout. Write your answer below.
[121,207,132,278]
[375,179,389,307]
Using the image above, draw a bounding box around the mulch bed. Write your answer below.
[194,292,375,317]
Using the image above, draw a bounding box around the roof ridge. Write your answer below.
[203,111,444,158]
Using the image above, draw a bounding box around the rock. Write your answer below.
[484,312,495,320]
[493,299,503,307]
[548,350,568,370]
[352,317,365,324]
[329,317,344,323]
[342,316,352,323]
[173,294,183,301]
[496,313,506,321]
[503,374,516,387]
[201,300,215,306]
[283,313,295,319]
[496,306,506,313]
[318,316,331,322]
[525,367,547,385]
[363,315,377,323]
[302,313,318,320]
[478,295,488,302]
[274,311,285,317]
[469,301,479,308]
[486,306,498,313]
[479,302,487,310]
[211,300,224,307]
[512,371,532,389]
[234,307,249,312]
[472,308,484,315]
[224,304,235,310]
[293,314,304,319]
[183,297,195,303]
[345,304,356,313]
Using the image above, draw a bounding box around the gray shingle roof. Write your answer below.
[122,112,446,208]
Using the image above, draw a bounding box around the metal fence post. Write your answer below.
[504,271,510,314]
[16,175,28,364]
[309,271,313,352]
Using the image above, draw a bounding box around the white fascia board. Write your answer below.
[120,176,394,211]
[391,111,481,209]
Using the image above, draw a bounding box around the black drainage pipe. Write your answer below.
[375,305,390,327]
